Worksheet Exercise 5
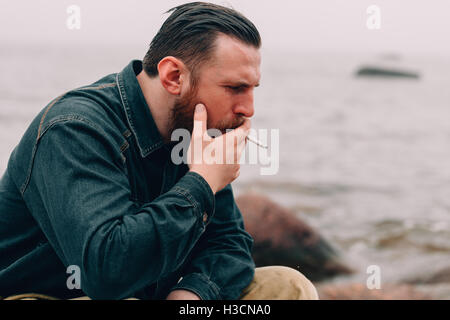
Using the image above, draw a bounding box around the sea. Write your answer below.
[1,43,449,299]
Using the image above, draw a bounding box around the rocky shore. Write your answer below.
[236,193,442,300]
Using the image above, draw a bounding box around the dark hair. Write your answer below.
[142,2,261,80]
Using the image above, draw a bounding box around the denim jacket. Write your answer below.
[0,60,255,300]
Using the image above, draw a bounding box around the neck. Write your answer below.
[136,70,174,143]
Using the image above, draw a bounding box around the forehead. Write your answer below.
[202,34,261,84]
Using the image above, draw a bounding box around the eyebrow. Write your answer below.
[223,81,260,88]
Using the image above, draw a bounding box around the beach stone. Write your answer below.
[403,265,450,285]
[316,283,431,300]
[236,193,353,282]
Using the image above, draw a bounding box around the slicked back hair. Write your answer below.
[142,2,261,84]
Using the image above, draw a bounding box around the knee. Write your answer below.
[241,266,319,300]
[267,266,319,300]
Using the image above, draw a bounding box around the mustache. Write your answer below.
[214,116,246,133]
[231,117,246,129]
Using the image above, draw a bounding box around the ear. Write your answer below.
[157,56,187,96]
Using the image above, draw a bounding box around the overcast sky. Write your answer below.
[1,0,449,54]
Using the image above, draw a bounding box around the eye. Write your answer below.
[226,86,246,93]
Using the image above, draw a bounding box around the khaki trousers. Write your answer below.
[3,266,319,300]
[240,266,319,300]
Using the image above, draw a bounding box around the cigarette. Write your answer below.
[246,135,268,149]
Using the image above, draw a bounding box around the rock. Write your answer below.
[236,193,353,282]
[316,283,431,300]
[403,265,450,285]
[355,66,420,79]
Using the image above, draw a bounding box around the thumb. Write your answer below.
[192,104,207,138]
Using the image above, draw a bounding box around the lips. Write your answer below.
[230,117,246,130]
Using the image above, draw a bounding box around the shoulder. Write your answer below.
[39,76,119,133]
[32,73,129,147]
[7,74,127,192]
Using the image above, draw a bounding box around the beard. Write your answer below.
[169,85,245,137]
[169,85,198,135]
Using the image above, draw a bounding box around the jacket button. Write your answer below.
[203,212,208,223]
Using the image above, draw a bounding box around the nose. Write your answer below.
[234,90,255,118]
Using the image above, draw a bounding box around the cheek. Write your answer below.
[198,89,230,114]
[203,88,227,102]
[196,87,240,126]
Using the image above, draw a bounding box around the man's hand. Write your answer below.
[166,289,202,300]
[188,104,250,194]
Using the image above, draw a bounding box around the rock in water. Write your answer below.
[355,66,420,79]
[236,193,353,281]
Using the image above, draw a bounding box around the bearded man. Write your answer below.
[0,2,318,300]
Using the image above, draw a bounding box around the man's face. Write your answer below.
[170,34,261,135]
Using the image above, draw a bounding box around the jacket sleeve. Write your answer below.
[30,118,215,300]
[168,184,255,300]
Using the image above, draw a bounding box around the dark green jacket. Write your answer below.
[0,60,255,300]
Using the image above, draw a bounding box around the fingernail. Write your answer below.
[196,104,205,113]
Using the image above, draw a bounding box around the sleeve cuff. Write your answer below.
[172,171,215,226]
[170,273,222,300]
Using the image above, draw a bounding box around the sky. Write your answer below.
[0,0,449,54]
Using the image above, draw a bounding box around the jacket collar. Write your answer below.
[116,60,164,158]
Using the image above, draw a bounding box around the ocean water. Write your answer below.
[1,44,449,298]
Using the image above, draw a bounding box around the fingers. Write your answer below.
[192,104,207,138]
[234,118,251,143]
[240,118,252,132]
